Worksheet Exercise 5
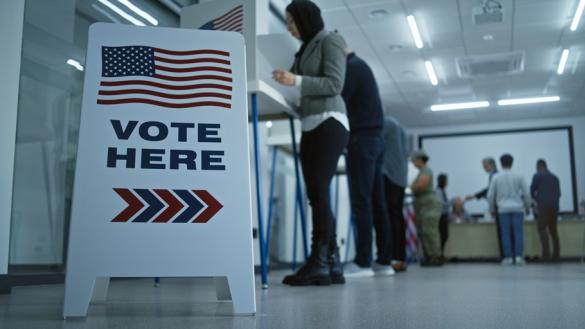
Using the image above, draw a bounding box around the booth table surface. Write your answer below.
[444,220,585,259]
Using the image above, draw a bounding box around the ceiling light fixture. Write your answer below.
[98,0,145,26]
[557,49,570,74]
[497,96,560,106]
[118,0,158,26]
[430,101,490,111]
[388,44,403,52]
[67,59,84,71]
[424,60,438,86]
[406,15,423,49]
[369,9,389,19]
[570,0,585,31]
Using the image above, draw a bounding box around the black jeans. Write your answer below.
[537,206,560,260]
[439,214,449,257]
[347,133,391,266]
[384,178,405,262]
[300,118,349,247]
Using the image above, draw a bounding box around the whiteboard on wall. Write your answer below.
[419,127,577,215]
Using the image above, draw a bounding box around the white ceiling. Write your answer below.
[51,0,585,128]
[312,0,585,127]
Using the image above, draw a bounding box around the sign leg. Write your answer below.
[227,273,256,315]
[63,274,96,318]
[90,277,110,303]
[214,276,232,301]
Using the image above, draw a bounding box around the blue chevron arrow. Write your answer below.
[173,190,204,223]
[133,189,164,222]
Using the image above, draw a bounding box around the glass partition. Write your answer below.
[9,0,179,274]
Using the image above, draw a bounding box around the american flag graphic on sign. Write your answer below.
[98,46,232,109]
[200,5,243,33]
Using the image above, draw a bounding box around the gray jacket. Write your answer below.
[291,30,347,119]
[487,169,532,214]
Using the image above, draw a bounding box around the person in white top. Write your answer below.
[487,154,532,266]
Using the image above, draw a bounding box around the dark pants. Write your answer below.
[300,118,349,247]
[537,206,560,260]
[384,178,406,262]
[439,213,449,257]
[347,133,391,266]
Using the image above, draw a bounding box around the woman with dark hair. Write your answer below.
[410,150,443,266]
[272,0,349,286]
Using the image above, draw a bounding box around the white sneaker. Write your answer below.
[372,262,396,277]
[343,262,374,278]
[501,257,514,266]
[515,257,525,266]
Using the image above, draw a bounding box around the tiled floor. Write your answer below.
[1,264,585,329]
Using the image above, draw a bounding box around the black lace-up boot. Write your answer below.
[282,243,332,286]
[328,240,345,284]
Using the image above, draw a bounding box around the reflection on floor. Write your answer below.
[1,264,584,329]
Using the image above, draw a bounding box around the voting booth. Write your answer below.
[63,23,255,317]
[181,0,299,118]
[181,0,308,288]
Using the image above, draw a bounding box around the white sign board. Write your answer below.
[63,23,255,317]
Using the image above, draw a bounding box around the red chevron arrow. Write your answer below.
[152,189,184,223]
[192,190,223,223]
[112,188,144,222]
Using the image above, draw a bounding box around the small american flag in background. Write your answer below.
[404,204,420,263]
[200,5,243,33]
[98,46,233,109]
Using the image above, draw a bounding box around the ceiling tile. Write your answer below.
[514,0,573,27]
[514,24,560,50]
[313,0,346,10]
[321,7,356,30]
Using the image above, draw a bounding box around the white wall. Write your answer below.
[408,115,585,213]
[0,1,25,274]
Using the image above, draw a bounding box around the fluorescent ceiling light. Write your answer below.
[406,15,423,49]
[498,96,560,106]
[118,0,158,26]
[98,0,145,26]
[557,49,570,75]
[570,0,585,31]
[430,101,490,111]
[424,61,438,86]
[67,59,84,71]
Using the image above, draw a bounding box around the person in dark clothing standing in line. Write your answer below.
[531,159,561,262]
[273,0,349,286]
[382,116,409,272]
[341,47,394,277]
[466,157,503,258]
[436,173,450,259]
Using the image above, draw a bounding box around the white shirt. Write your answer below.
[295,76,350,132]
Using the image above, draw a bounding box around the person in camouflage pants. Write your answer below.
[410,150,443,266]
